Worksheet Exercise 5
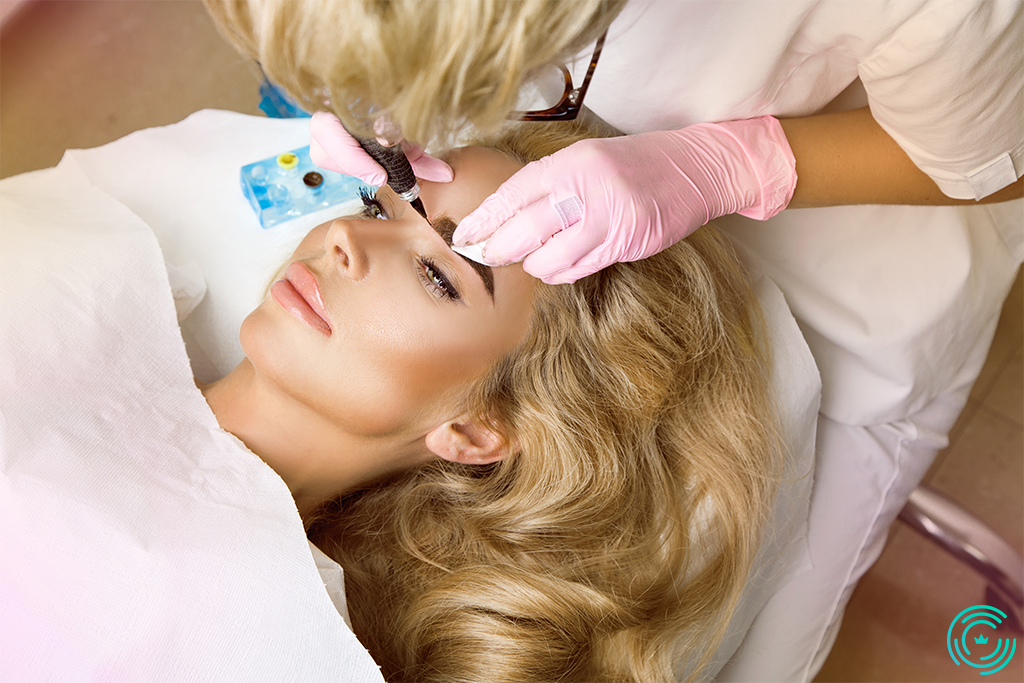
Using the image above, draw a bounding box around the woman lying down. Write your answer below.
[1,121,815,682]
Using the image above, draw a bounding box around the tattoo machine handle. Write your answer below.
[352,135,427,219]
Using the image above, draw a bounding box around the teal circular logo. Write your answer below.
[947,604,1017,675]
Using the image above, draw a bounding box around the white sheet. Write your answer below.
[0,171,383,682]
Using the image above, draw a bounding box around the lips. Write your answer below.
[270,262,332,336]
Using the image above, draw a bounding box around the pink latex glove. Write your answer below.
[452,116,797,284]
[308,111,453,186]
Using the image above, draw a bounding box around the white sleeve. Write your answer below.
[859,0,1023,200]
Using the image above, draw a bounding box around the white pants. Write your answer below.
[717,309,1003,682]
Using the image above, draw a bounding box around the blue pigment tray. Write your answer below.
[240,146,376,229]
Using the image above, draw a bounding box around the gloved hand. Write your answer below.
[308,111,453,186]
[452,116,797,284]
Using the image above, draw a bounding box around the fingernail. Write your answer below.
[451,224,476,246]
[451,239,490,266]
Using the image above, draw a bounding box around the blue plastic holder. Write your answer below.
[240,146,376,229]
[257,78,311,119]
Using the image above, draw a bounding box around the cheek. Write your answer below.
[240,271,529,439]
[240,302,419,437]
[347,299,502,422]
[363,267,537,414]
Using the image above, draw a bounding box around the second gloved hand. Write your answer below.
[309,111,453,186]
[452,116,797,284]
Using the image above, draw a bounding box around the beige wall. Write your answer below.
[0,0,262,179]
[0,0,32,28]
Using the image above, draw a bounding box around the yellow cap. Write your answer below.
[276,153,299,170]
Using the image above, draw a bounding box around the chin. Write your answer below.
[238,305,298,384]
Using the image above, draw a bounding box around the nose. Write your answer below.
[324,218,370,281]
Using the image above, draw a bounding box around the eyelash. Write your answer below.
[359,187,387,220]
[359,188,461,302]
[419,258,461,302]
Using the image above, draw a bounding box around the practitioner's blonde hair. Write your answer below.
[203,0,626,146]
[308,122,782,682]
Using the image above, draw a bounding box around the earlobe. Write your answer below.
[425,413,513,465]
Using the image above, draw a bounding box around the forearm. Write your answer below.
[779,107,1023,208]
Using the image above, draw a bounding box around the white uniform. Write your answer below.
[568,1,1023,679]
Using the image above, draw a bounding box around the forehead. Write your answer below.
[419,147,523,223]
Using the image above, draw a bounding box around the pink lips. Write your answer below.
[271,262,332,336]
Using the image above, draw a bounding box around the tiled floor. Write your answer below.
[3,2,1022,680]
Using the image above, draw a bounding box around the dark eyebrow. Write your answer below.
[431,215,494,300]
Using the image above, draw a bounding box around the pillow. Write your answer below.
[62,109,365,383]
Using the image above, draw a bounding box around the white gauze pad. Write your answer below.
[452,239,491,265]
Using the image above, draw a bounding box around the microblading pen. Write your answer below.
[353,135,428,220]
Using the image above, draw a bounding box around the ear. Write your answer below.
[424,413,514,465]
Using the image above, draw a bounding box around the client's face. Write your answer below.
[239,147,535,474]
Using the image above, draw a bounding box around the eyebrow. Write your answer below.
[431,215,494,300]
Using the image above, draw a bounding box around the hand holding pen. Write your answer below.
[309,111,453,190]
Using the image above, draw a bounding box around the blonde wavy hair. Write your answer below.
[202,0,626,146]
[307,121,782,682]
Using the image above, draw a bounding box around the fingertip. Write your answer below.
[521,253,557,283]
[549,269,586,285]
[309,111,346,141]
[452,215,487,247]
[309,138,329,163]
[414,156,454,183]
[309,139,342,175]
[433,165,455,183]
[520,238,597,284]
[451,226,471,247]
[475,246,519,268]
[523,260,563,284]
[373,115,403,145]
[534,265,584,285]
[309,110,335,128]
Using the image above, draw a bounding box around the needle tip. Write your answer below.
[410,197,428,221]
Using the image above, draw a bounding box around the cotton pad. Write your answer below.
[452,238,491,265]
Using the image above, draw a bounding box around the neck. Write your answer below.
[200,359,429,518]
